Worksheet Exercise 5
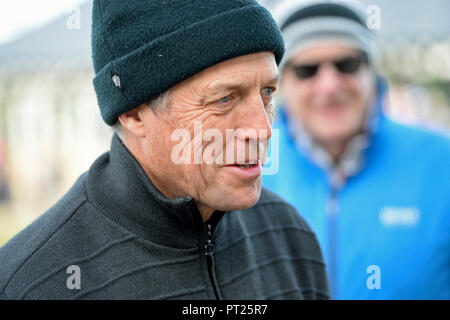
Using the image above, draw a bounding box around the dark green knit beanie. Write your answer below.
[91,0,285,126]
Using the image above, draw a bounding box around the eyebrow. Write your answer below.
[205,74,280,94]
[265,75,280,86]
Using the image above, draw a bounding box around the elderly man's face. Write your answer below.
[128,52,278,218]
[281,43,375,148]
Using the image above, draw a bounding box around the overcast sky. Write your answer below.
[0,0,448,47]
[0,0,87,45]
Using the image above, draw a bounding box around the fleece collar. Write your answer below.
[85,134,209,248]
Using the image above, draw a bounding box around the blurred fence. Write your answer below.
[0,62,111,245]
[380,37,450,130]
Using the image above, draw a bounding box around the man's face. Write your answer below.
[281,43,375,145]
[136,52,279,215]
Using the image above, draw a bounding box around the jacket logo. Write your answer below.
[379,207,420,227]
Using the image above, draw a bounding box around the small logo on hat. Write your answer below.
[110,71,122,90]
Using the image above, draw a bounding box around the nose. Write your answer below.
[239,93,272,142]
[232,93,273,163]
[314,63,342,95]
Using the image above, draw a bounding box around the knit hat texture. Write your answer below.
[91,0,285,126]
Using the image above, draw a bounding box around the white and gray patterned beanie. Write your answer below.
[271,0,379,71]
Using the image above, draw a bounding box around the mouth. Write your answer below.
[317,101,347,112]
[222,160,262,180]
[314,103,348,119]
[231,162,258,169]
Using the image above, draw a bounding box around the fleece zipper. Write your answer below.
[205,222,223,300]
[326,185,339,299]
[326,167,346,300]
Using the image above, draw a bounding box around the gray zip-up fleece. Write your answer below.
[0,134,329,300]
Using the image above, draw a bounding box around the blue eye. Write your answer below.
[219,95,231,103]
[263,87,275,96]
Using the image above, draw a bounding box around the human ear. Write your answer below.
[118,105,148,139]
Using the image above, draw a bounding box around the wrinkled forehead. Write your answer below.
[287,40,364,64]
[175,52,279,92]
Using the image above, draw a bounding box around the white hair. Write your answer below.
[112,89,172,141]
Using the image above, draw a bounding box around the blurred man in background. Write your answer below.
[263,0,450,299]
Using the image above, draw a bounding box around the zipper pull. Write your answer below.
[205,223,214,256]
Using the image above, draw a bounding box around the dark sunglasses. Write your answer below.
[288,54,368,80]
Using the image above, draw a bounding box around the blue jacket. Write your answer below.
[263,82,450,299]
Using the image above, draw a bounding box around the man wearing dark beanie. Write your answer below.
[0,0,329,300]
